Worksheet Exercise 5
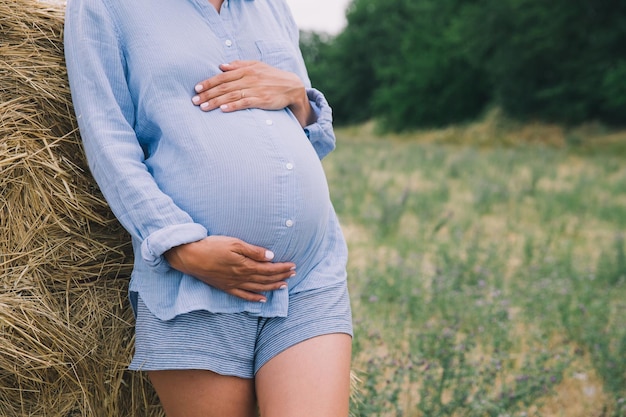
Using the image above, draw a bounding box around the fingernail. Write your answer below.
[220,104,228,110]
[289,272,296,278]
[259,298,267,303]
[265,250,275,260]
[192,95,200,104]
[194,84,203,93]
[279,285,287,290]
[200,102,209,110]
[290,266,296,271]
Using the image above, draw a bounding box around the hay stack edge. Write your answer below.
[0,1,163,415]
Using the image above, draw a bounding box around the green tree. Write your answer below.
[316,0,383,125]
[301,0,626,130]
[457,0,626,125]
[299,31,333,88]
[370,0,490,130]
[303,0,490,130]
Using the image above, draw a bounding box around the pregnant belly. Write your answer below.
[155,144,332,262]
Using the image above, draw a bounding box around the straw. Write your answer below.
[0,1,162,415]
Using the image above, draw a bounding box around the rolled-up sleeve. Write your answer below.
[303,87,336,159]
[64,0,207,271]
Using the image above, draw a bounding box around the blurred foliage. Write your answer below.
[299,0,626,131]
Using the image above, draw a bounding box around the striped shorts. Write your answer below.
[128,281,352,378]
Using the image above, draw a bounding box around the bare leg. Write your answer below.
[148,370,257,417]
[255,333,352,417]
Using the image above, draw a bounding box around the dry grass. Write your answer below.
[0,1,162,415]
[337,107,626,154]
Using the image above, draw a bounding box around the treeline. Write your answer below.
[300,0,626,131]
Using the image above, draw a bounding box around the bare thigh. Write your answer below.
[148,370,257,417]
[255,333,352,417]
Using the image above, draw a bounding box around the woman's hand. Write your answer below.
[164,236,296,303]
[191,60,316,127]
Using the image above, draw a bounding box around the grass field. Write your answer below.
[325,116,626,416]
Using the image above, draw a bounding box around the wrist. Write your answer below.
[163,245,183,269]
[288,87,316,128]
[164,240,198,272]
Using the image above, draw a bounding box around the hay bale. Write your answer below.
[0,1,162,415]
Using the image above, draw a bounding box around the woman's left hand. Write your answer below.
[191,60,315,127]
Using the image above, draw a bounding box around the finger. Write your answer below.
[219,61,257,72]
[228,288,268,303]
[251,266,296,280]
[214,237,296,272]
[194,80,238,107]
[241,264,296,282]
[233,241,277,262]
[194,68,243,95]
[200,89,249,112]
[231,257,296,278]
[243,259,298,277]
[239,280,289,293]
[231,250,296,278]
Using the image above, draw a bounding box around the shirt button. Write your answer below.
[285,163,294,170]
[224,39,233,47]
[285,219,294,227]
[266,119,273,125]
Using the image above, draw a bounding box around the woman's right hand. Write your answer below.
[164,236,296,303]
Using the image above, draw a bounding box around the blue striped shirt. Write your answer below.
[64,0,348,320]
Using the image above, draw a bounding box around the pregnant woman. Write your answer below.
[64,0,353,416]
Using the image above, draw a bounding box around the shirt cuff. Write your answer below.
[140,223,208,272]
[303,88,336,159]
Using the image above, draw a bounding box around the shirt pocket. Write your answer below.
[255,40,300,72]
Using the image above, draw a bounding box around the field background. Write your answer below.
[325,114,626,416]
